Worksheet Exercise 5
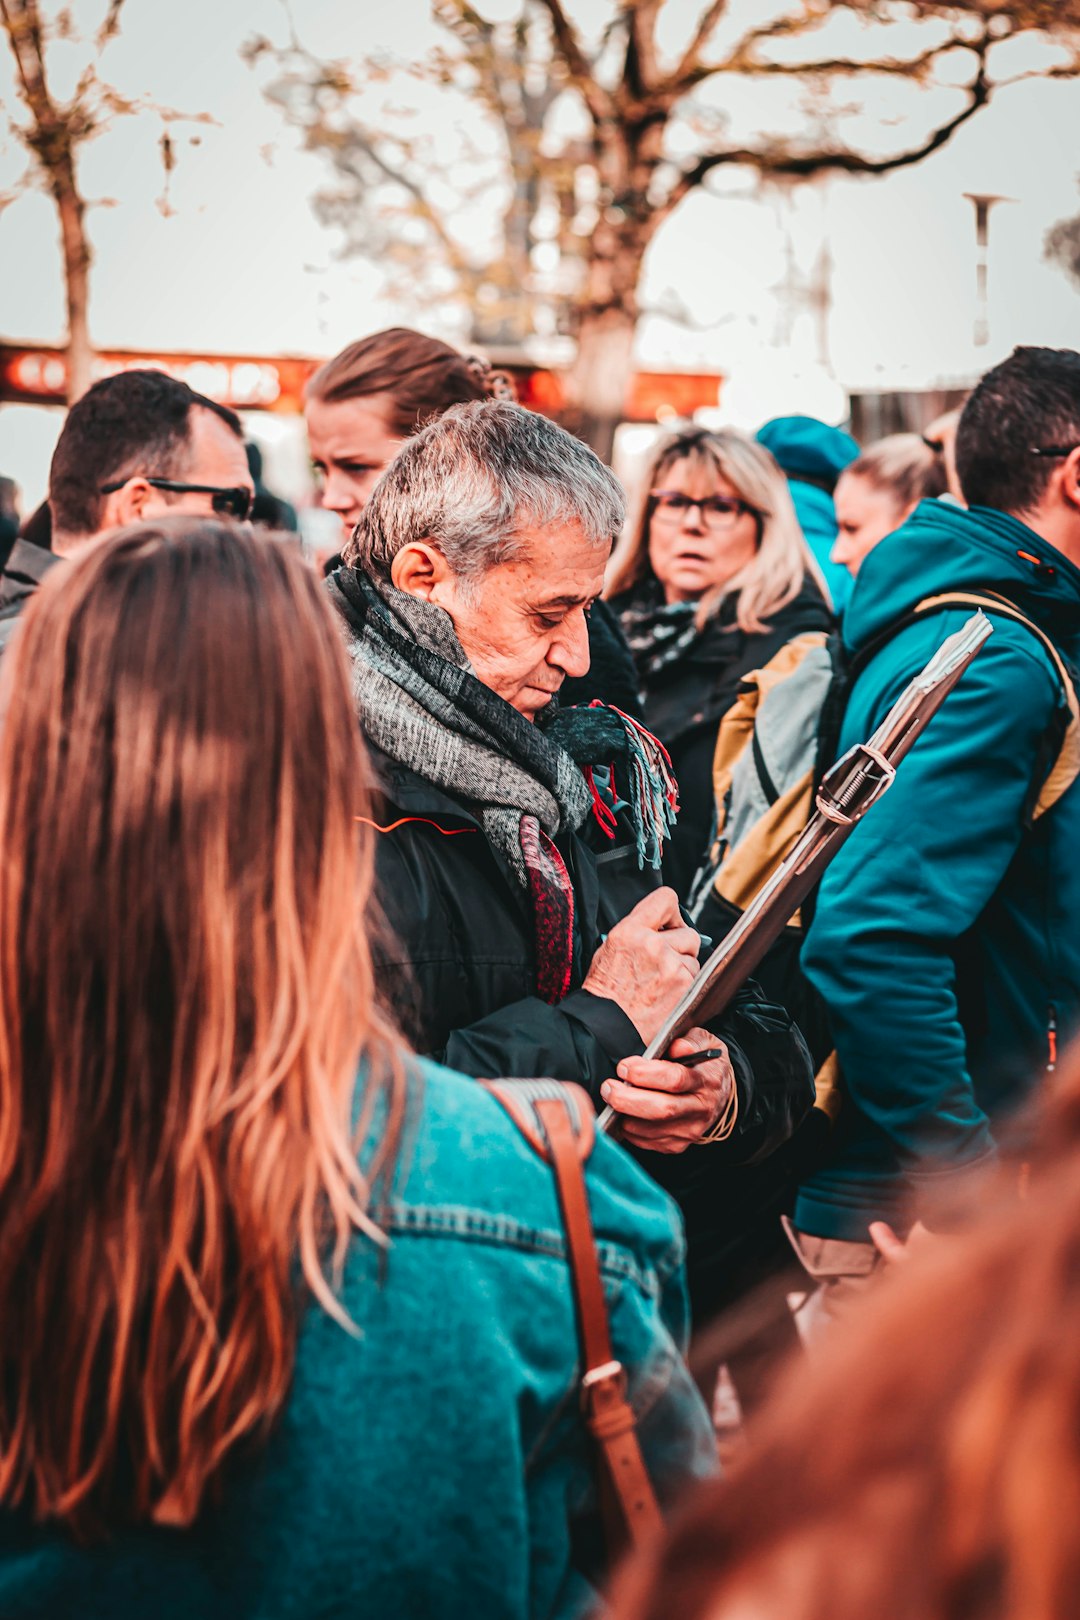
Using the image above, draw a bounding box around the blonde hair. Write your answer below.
[606,427,828,632]
[0,521,405,1537]
[842,432,948,512]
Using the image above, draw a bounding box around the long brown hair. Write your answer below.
[306,325,515,438]
[611,1047,1080,1620]
[606,427,829,631]
[0,520,405,1536]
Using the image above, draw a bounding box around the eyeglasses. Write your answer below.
[99,477,253,521]
[650,490,761,530]
[1030,446,1080,458]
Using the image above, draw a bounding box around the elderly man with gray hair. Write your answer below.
[328,400,811,1178]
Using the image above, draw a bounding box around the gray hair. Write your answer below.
[344,399,625,579]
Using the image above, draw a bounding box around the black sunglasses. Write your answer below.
[99,476,253,521]
[1030,446,1080,458]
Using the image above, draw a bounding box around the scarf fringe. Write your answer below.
[585,702,679,870]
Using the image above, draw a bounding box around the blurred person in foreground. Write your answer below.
[0,519,715,1619]
[0,369,253,649]
[327,401,812,1200]
[610,1040,1080,1620]
[755,414,858,613]
[306,325,640,713]
[790,346,1080,1329]
[831,431,949,578]
[606,427,832,901]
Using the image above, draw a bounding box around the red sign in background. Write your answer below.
[0,343,722,423]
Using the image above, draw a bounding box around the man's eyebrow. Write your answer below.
[532,590,597,609]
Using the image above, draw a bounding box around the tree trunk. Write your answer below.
[56,173,92,402]
[562,193,650,463]
[1,0,94,402]
[564,306,637,464]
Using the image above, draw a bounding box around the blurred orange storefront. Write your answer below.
[0,343,722,423]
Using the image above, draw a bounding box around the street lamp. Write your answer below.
[962,192,1015,349]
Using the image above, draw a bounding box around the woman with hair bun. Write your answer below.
[305,327,513,541]
[309,326,642,713]
[832,432,949,578]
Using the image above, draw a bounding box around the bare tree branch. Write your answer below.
[623,0,663,100]
[716,35,978,81]
[531,0,614,125]
[660,35,992,218]
[669,0,728,91]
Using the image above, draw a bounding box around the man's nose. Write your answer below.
[551,609,592,680]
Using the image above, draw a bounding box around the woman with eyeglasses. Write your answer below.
[606,427,832,900]
[0,518,714,1618]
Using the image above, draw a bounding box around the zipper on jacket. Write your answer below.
[1047,1002,1058,1073]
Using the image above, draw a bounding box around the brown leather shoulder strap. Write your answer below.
[914,590,1080,818]
[483,1079,662,1555]
[537,1096,662,1553]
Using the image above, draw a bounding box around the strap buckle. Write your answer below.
[581,1358,627,1413]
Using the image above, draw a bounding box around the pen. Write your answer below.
[670,1046,726,1069]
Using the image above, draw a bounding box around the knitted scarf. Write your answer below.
[332,568,677,1004]
[615,576,703,682]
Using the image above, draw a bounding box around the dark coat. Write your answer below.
[366,744,815,1323]
[0,538,60,652]
[611,578,833,901]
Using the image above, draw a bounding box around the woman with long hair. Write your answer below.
[606,426,832,899]
[0,519,714,1617]
[307,325,641,712]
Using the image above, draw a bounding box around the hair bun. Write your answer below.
[464,353,516,403]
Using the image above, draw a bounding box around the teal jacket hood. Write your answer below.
[843,499,1080,659]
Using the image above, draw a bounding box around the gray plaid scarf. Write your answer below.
[331,568,592,892]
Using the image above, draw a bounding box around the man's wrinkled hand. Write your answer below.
[582,887,699,1046]
[600,1027,734,1154]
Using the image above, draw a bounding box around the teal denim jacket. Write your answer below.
[0,1060,716,1619]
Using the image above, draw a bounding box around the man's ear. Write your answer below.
[1061,447,1080,514]
[101,477,153,530]
[390,541,452,600]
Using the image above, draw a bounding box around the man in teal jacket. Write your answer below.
[792,348,1080,1319]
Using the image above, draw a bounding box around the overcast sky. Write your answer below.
[2,0,1079,494]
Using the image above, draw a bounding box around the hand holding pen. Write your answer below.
[599,1029,737,1154]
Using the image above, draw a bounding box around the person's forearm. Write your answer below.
[430,990,642,1100]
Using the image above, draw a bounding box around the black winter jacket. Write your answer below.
[366,742,815,1323]
[612,578,833,900]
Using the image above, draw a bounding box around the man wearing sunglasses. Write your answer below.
[0,369,254,647]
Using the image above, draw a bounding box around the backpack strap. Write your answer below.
[824,589,1080,824]
[911,591,1080,820]
[481,1078,662,1556]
